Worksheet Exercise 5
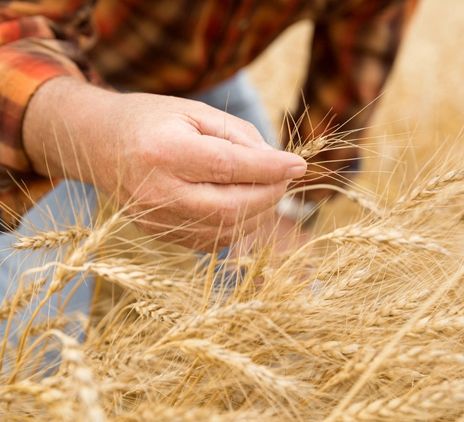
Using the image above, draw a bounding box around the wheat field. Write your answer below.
[1,1,464,421]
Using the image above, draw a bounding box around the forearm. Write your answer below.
[23,77,120,183]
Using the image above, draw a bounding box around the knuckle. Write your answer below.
[211,151,235,183]
[243,121,262,141]
[136,138,163,167]
[243,120,256,133]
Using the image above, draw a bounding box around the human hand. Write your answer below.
[24,78,307,249]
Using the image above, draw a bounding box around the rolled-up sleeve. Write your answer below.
[0,2,96,178]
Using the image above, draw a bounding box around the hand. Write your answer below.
[24,77,307,249]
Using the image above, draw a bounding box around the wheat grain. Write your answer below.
[158,300,265,344]
[13,227,91,250]
[131,300,182,324]
[344,380,464,421]
[396,168,464,209]
[321,224,450,255]
[175,339,302,396]
[288,135,330,160]
[51,330,106,422]
[0,278,46,320]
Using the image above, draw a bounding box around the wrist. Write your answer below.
[23,76,120,184]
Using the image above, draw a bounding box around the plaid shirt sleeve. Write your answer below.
[0,2,96,178]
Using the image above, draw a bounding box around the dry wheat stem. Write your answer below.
[14,212,123,372]
[286,184,384,217]
[0,277,47,372]
[3,123,464,421]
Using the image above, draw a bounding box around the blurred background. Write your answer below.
[246,0,464,227]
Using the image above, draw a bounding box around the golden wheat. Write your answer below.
[2,4,464,418]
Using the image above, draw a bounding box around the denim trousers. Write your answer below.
[0,71,275,338]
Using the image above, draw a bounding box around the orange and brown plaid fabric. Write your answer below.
[0,0,408,227]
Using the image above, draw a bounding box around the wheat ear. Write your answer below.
[344,379,464,421]
[396,168,464,209]
[321,224,450,255]
[51,330,106,422]
[13,227,91,250]
[324,265,464,422]
[131,300,182,324]
[174,339,301,397]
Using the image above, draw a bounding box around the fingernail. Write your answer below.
[285,165,307,179]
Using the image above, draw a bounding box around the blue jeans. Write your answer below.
[0,182,96,343]
[0,71,275,338]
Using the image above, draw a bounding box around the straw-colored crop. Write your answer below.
[1,1,464,421]
[0,127,463,421]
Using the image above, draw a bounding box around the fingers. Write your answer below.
[132,181,283,232]
[177,135,307,185]
[178,180,288,226]
[188,102,271,150]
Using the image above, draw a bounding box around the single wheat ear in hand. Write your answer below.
[286,135,330,160]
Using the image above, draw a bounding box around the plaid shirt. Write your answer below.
[0,0,407,228]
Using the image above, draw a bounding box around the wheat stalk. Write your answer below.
[396,168,464,210]
[174,339,302,397]
[344,379,464,421]
[158,300,265,344]
[0,278,46,320]
[131,300,182,324]
[13,227,91,250]
[287,135,330,160]
[325,266,464,421]
[51,330,106,422]
[321,224,450,255]
[13,212,123,371]
[3,101,464,422]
